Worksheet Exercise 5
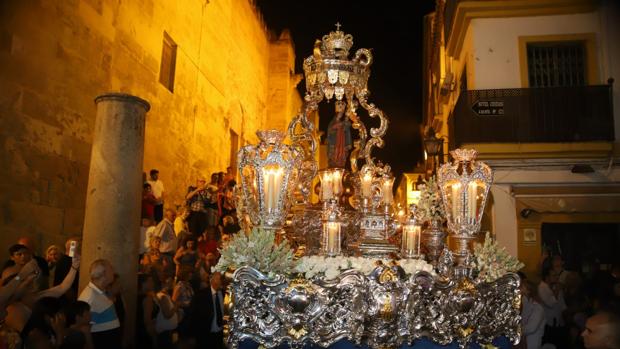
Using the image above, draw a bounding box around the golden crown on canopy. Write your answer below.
[321,23,354,58]
[303,24,373,103]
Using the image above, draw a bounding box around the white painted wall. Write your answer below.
[489,164,620,257]
[469,12,603,90]
[491,184,519,257]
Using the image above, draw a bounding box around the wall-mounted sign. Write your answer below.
[472,100,504,116]
[523,228,537,244]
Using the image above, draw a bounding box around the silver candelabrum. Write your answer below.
[355,165,399,256]
[321,199,342,256]
[237,130,302,232]
[437,149,493,265]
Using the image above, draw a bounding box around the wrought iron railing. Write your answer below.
[448,85,615,148]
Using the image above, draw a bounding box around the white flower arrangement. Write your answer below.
[473,232,524,283]
[399,258,435,276]
[295,256,434,280]
[416,176,445,223]
[215,228,297,277]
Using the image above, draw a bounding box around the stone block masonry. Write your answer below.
[0,0,301,259]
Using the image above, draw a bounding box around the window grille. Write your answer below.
[526,41,586,87]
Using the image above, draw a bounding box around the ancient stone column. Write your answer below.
[79,93,150,341]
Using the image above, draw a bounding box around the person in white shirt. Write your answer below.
[139,217,155,257]
[78,259,121,349]
[152,209,177,257]
[538,269,568,348]
[147,169,165,223]
[521,278,546,349]
[191,272,225,349]
[174,207,190,247]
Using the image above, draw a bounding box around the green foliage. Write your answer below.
[417,176,445,222]
[473,232,524,282]
[215,228,297,277]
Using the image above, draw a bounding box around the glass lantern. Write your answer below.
[237,130,302,231]
[381,176,394,206]
[437,149,492,263]
[322,199,342,256]
[401,205,421,259]
[319,168,344,202]
[359,168,374,198]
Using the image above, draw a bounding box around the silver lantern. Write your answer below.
[437,149,492,264]
[237,130,302,231]
[321,199,342,256]
[401,204,422,259]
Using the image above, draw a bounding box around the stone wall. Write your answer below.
[267,30,303,133]
[0,0,301,258]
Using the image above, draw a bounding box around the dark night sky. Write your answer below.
[256,0,436,177]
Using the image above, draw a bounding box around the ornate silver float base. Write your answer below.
[227,265,522,349]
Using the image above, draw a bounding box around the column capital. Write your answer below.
[94,92,151,112]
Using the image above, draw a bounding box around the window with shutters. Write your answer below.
[526,41,586,87]
[159,32,177,92]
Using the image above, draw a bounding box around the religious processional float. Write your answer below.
[215,25,524,349]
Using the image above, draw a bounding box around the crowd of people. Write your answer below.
[136,167,240,349]
[519,254,620,349]
[0,168,240,349]
[2,166,620,349]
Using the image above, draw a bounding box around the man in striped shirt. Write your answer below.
[78,259,121,349]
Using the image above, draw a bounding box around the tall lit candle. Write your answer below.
[402,224,421,258]
[361,171,373,198]
[417,226,421,255]
[332,170,343,196]
[321,173,333,201]
[263,167,282,212]
[273,167,283,211]
[382,178,394,204]
[262,168,272,212]
[325,221,341,256]
[451,182,461,223]
[467,182,477,223]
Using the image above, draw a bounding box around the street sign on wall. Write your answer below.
[472,100,504,116]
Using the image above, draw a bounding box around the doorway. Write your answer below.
[541,223,620,273]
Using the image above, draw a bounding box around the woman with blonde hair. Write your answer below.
[45,245,62,286]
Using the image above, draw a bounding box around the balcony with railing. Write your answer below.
[448,85,615,149]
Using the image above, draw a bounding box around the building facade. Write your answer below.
[423,0,620,278]
[0,0,302,256]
